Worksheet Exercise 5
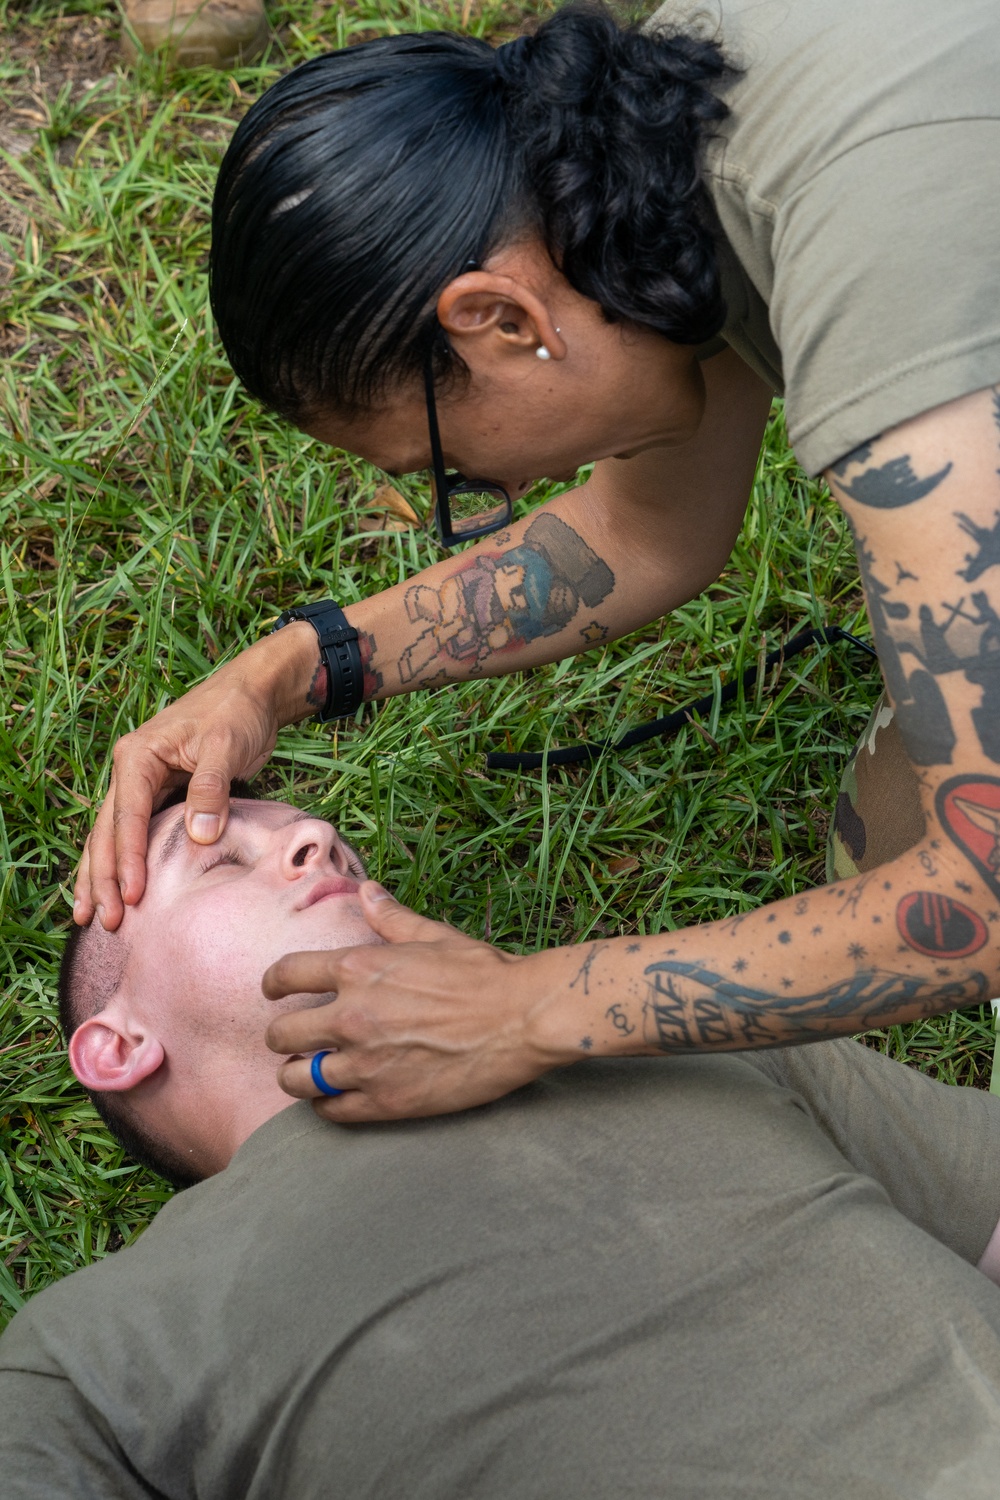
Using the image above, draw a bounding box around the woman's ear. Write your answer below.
[437,270,566,361]
[69,1011,165,1094]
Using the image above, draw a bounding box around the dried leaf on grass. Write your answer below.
[368,483,421,526]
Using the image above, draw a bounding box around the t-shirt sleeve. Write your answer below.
[0,1368,159,1500]
[770,121,1000,475]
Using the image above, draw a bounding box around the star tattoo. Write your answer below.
[580,620,609,644]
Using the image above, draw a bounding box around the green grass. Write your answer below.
[1,0,995,1331]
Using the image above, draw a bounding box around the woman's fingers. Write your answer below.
[265,984,344,1056]
[72,826,97,927]
[76,778,128,930]
[109,736,170,911]
[262,930,572,1122]
[276,1049,349,1098]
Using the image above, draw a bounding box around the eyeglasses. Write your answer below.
[424,352,512,549]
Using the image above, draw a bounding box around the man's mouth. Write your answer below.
[298,877,361,909]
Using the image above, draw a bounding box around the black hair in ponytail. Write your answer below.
[210,5,732,423]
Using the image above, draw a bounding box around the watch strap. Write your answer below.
[271,601,364,722]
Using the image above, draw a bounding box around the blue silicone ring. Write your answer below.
[310,1050,344,1098]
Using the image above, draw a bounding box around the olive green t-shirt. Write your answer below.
[5,1048,1000,1498]
[651,0,1000,475]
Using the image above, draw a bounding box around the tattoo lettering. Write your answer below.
[693,997,735,1045]
[936,775,1000,902]
[357,629,383,700]
[836,452,953,510]
[641,959,987,1052]
[397,513,614,683]
[605,1004,635,1037]
[643,968,693,1048]
[896,891,988,959]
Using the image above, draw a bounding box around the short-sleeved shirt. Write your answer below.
[6,1051,1000,1498]
[651,0,1000,475]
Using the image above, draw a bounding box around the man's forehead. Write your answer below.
[149,796,300,834]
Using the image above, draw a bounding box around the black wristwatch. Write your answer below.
[270,600,364,722]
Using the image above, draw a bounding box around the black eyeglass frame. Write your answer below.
[423,351,513,549]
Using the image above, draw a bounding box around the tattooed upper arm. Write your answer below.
[827,385,1000,778]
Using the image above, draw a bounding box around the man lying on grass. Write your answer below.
[5,792,1000,1497]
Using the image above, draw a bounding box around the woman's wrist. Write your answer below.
[521,941,648,1067]
[249,620,325,727]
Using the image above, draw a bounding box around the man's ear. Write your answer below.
[437,271,566,361]
[69,1010,165,1094]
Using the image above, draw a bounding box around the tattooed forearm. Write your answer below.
[641,959,987,1052]
[397,512,614,684]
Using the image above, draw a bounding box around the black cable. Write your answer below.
[485,625,879,773]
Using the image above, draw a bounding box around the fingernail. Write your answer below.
[191,813,220,842]
[366,882,392,901]
[96,904,106,928]
[73,899,84,921]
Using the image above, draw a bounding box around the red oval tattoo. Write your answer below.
[896,891,988,959]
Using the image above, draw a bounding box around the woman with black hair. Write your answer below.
[77,0,1000,1121]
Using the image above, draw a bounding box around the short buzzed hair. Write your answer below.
[57,782,259,1189]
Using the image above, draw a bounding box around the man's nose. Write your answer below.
[280,820,350,877]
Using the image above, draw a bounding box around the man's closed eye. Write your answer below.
[199,850,246,875]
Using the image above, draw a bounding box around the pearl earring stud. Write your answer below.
[536,346,551,360]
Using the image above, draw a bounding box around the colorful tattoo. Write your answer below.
[397,513,614,684]
[895,891,988,958]
[936,775,1000,902]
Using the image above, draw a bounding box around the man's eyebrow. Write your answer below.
[154,804,313,870]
